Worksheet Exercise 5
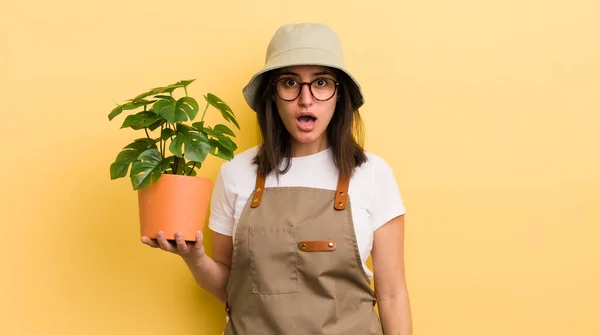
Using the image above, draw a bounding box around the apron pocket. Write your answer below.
[249,227,298,294]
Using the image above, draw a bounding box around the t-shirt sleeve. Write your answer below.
[208,165,236,236]
[370,156,406,231]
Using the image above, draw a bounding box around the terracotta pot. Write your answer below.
[137,174,212,241]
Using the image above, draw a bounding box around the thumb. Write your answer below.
[194,230,204,249]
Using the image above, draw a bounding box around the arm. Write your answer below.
[142,230,233,304]
[182,231,233,304]
[372,214,412,335]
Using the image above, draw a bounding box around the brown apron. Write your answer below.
[224,172,383,334]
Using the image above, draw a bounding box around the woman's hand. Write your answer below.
[141,230,231,303]
[141,230,206,263]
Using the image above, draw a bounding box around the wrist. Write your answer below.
[182,252,209,267]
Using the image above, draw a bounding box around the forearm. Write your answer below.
[183,255,230,304]
[378,288,412,335]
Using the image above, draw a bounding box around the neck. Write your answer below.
[290,136,329,157]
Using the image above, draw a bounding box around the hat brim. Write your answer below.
[242,47,364,112]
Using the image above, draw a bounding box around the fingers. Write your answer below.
[156,231,176,252]
[193,230,204,250]
[142,231,201,255]
[174,232,189,253]
[141,236,159,248]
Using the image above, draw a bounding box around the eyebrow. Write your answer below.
[277,70,335,77]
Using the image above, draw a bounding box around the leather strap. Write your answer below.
[250,173,266,208]
[251,172,350,210]
[298,240,337,252]
[334,176,350,211]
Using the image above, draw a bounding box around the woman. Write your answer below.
[142,23,412,334]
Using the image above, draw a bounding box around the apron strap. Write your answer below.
[250,173,266,208]
[250,172,350,210]
[334,175,350,211]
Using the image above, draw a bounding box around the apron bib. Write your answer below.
[224,172,382,334]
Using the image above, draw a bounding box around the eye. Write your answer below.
[313,78,330,87]
[281,78,298,88]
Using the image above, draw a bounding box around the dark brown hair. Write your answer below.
[252,68,367,179]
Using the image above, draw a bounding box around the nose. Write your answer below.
[298,83,313,107]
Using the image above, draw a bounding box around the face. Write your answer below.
[272,65,338,152]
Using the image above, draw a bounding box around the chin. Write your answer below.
[292,132,324,144]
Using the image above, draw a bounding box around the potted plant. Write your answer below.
[108,79,240,241]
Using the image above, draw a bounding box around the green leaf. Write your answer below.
[205,93,235,116]
[168,124,211,163]
[110,151,138,180]
[154,98,187,123]
[160,157,171,172]
[164,79,195,92]
[147,119,165,131]
[130,148,164,190]
[130,86,167,102]
[217,136,237,152]
[154,95,175,101]
[161,128,176,140]
[125,138,157,151]
[209,139,234,161]
[192,121,205,132]
[203,126,219,138]
[204,93,240,129]
[108,105,124,121]
[177,97,199,121]
[120,111,163,130]
[184,161,200,176]
[109,99,156,121]
[110,139,157,180]
[124,99,155,110]
[150,86,167,95]
[178,79,195,87]
[214,124,236,137]
[162,155,177,174]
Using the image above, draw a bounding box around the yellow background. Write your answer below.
[1,0,599,334]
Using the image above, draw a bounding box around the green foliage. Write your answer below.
[109,79,240,190]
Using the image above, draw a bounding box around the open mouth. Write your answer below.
[297,115,316,124]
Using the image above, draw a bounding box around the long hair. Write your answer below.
[252,69,367,179]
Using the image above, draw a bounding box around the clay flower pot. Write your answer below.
[137,174,212,241]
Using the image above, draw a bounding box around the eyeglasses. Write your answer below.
[272,78,340,102]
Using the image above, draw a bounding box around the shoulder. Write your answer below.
[352,151,394,180]
[219,145,258,175]
[217,145,259,189]
[365,151,393,169]
[349,151,399,198]
[348,152,390,198]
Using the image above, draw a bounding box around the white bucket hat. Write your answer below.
[242,23,364,112]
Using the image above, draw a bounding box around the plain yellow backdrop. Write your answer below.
[1,0,599,334]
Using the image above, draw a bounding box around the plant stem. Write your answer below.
[163,124,168,158]
[188,162,196,176]
[201,102,209,122]
[144,127,150,139]
[184,86,188,97]
[160,124,164,158]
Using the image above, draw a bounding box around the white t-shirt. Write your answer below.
[208,145,406,279]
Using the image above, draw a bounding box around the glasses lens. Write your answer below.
[310,78,336,100]
[275,78,337,101]
[275,78,301,100]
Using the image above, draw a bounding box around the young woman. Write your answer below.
[142,23,412,334]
